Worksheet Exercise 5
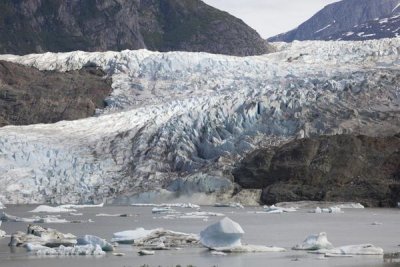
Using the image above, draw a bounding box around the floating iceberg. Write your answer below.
[111,228,155,244]
[59,203,104,209]
[200,217,244,249]
[9,225,77,247]
[0,201,4,209]
[77,235,114,251]
[263,205,297,214]
[214,203,244,209]
[133,229,199,249]
[293,232,334,250]
[152,207,176,214]
[26,243,105,256]
[311,207,342,213]
[138,250,155,256]
[131,203,200,209]
[200,217,285,253]
[312,244,384,255]
[29,205,77,213]
[95,213,132,217]
[159,211,224,220]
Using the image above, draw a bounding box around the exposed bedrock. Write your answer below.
[234,134,400,207]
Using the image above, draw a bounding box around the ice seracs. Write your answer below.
[293,232,334,250]
[0,38,399,204]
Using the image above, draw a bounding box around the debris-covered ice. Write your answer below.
[292,232,334,250]
[9,225,77,247]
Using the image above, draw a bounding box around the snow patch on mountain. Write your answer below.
[0,39,399,204]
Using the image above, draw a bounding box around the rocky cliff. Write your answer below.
[234,134,400,207]
[0,0,269,56]
[0,61,112,126]
[268,0,400,42]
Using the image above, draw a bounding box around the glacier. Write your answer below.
[0,39,399,204]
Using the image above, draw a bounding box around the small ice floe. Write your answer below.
[152,207,176,214]
[311,207,342,213]
[159,211,224,220]
[29,205,77,213]
[214,203,244,209]
[371,222,383,226]
[292,232,333,250]
[9,224,77,247]
[211,251,227,256]
[1,212,69,223]
[26,243,105,256]
[77,235,114,251]
[262,205,297,214]
[59,203,104,209]
[311,244,384,255]
[111,228,155,244]
[112,252,125,256]
[131,203,200,209]
[138,250,155,256]
[200,217,285,253]
[95,213,132,217]
[0,201,5,209]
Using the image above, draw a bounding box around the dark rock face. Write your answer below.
[0,0,269,56]
[268,0,400,42]
[0,61,112,126]
[233,134,400,207]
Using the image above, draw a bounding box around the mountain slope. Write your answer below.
[326,14,400,40]
[0,0,268,56]
[268,0,400,42]
[0,39,399,204]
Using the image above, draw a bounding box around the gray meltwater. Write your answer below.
[0,206,399,267]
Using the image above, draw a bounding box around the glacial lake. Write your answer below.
[0,205,399,267]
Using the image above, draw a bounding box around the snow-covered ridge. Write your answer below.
[0,39,399,204]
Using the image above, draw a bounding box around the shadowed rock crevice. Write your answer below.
[0,61,112,127]
[234,134,400,207]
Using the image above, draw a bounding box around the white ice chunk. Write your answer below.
[293,232,334,250]
[29,205,77,213]
[0,201,5,209]
[138,250,155,255]
[200,217,244,249]
[77,235,114,251]
[59,203,104,209]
